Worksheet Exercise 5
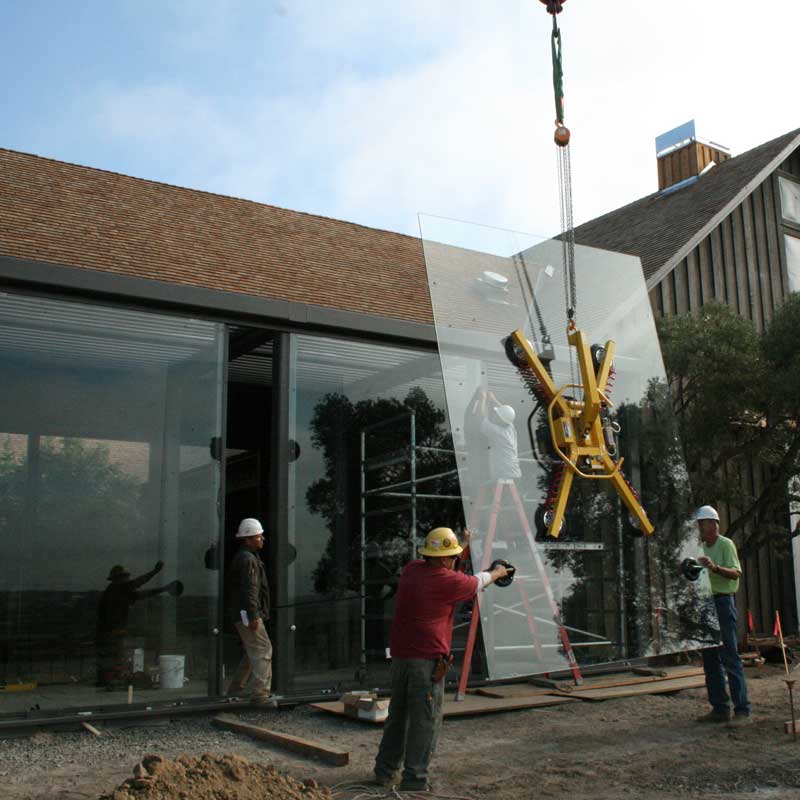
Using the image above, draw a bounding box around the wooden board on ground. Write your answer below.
[550,673,706,702]
[310,693,576,724]
[474,667,703,700]
[212,714,349,766]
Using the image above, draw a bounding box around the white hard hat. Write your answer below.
[694,505,719,522]
[237,518,265,538]
[494,405,516,425]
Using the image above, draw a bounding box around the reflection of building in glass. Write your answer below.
[0,127,798,725]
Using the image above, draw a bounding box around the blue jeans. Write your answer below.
[374,658,445,788]
[702,594,750,716]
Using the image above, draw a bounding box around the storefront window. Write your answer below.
[0,292,224,717]
[285,335,456,691]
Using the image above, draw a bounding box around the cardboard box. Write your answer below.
[339,691,389,721]
[357,698,390,722]
[340,691,375,718]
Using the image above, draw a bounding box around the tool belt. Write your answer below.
[432,654,453,683]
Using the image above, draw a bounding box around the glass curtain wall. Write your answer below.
[284,334,456,693]
[0,291,224,718]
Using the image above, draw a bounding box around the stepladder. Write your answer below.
[455,479,583,699]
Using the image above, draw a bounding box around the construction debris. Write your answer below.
[99,753,332,799]
[79,721,103,737]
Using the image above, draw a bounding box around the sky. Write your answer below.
[3,0,800,241]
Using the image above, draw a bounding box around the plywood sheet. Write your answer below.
[474,667,703,699]
[310,692,576,724]
[550,673,706,702]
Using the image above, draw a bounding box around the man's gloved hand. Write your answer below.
[154,560,164,573]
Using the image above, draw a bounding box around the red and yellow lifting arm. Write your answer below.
[508,328,654,538]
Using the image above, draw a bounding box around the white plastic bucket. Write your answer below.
[158,655,185,689]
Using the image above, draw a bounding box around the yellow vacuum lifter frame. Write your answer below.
[509,328,654,538]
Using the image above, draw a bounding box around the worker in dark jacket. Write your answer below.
[225,517,273,704]
[374,527,509,792]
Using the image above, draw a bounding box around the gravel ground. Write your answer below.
[4,664,800,800]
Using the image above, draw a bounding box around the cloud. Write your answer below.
[89,0,800,246]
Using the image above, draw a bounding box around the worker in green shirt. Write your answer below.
[695,505,751,726]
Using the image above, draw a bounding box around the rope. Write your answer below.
[330,783,476,800]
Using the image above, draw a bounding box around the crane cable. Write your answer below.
[542,0,577,330]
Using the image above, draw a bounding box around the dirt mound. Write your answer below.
[99,753,332,800]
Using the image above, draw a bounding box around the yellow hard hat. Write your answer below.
[418,527,463,557]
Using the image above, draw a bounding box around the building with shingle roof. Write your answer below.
[1,123,799,727]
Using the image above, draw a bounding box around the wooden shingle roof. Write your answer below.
[0,148,433,325]
[573,128,800,288]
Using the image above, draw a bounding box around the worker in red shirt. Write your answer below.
[373,527,509,792]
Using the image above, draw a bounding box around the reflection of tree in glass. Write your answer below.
[659,299,800,559]
[0,437,145,663]
[0,436,143,547]
[531,378,718,657]
[307,387,461,597]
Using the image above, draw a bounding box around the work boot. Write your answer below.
[372,770,397,788]
[726,714,752,728]
[398,778,432,792]
[252,695,279,709]
[695,709,731,723]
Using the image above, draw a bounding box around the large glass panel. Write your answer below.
[420,215,719,680]
[0,292,224,717]
[285,335,457,692]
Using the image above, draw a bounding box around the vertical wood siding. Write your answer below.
[651,168,796,634]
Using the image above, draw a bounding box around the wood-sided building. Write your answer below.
[574,124,800,636]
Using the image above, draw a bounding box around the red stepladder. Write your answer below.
[456,479,582,700]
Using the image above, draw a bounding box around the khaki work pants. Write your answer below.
[229,619,273,700]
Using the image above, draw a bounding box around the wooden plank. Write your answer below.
[310,693,576,724]
[80,721,103,737]
[741,195,765,331]
[674,258,690,313]
[752,184,773,323]
[439,668,703,702]
[212,714,349,766]
[721,215,739,312]
[475,688,506,699]
[697,239,714,305]
[661,270,676,316]
[549,674,706,702]
[732,205,751,321]
[763,176,785,307]
[709,226,726,302]
[687,250,702,310]
[442,693,575,717]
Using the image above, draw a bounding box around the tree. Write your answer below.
[657,296,800,553]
